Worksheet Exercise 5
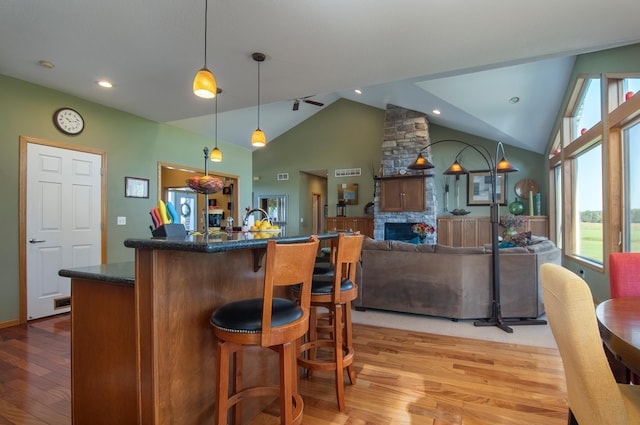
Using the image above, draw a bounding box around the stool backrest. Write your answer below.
[261,236,319,347]
[541,263,627,425]
[331,233,364,303]
[609,252,640,298]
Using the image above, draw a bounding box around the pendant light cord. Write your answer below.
[214,95,218,147]
[256,59,260,128]
[203,0,208,67]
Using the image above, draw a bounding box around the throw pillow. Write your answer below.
[510,231,532,247]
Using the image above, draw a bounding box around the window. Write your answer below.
[623,121,640,252]
[572,78,601,140]
[553,165,562,249]
[573,144,603,263]
[623,78,640,100]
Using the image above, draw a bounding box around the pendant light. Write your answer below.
[210,89,222,162]
[193,0,217,99]
[251,52,266,147]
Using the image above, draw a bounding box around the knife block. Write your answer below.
[152,223,186,237]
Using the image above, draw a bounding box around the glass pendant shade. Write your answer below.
[210,147,222,162]
[251,128,266,147]
[193,68,217,99]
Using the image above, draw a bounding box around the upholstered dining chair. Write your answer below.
[210,236,320,425]
[609,252,640,384]
[541,263,640,425]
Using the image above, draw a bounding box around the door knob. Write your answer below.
[29,238,46,243]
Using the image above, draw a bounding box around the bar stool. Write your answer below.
[210,236,319,425]
[294,232,364,412]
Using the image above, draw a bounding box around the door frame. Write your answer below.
[19,136,107,324]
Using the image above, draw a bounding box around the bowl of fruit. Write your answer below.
[187,175,224,194]
[249,219,281,233]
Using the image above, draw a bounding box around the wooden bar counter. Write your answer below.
[59,231,338,425]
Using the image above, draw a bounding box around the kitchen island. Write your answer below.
[59,231,338,425]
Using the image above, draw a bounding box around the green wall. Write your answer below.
[252,99,386,233]
[0,74,253,325]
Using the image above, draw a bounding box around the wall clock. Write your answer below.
[53,107,84,135]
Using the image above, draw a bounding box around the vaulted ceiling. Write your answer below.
[2,1,639,154]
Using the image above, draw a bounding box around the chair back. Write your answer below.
[261,236,319,347]
[609,252,640,298]
[331,233,364,303]
[541,263,628,425]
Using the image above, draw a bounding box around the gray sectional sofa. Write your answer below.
[354,236,561,320]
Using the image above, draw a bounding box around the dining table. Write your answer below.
[596,296,640,377]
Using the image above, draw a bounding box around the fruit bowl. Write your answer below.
[186,175,224,194]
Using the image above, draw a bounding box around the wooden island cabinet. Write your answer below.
[437,215,549,247]
[60,232,339,425]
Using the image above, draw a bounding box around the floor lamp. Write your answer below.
[408,139,547,333]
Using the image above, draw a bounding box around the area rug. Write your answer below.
[351,308,558,349]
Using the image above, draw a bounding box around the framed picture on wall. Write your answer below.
[125,177,149,198]
[467,171,506,206]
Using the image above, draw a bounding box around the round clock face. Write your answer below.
[53,108,84,135]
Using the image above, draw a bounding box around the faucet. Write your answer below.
[243,208,270,227]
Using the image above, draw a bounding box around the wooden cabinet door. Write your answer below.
[379,179,404,211]
[379,177,425,212]
[527,216,549,237]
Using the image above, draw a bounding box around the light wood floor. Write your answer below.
[0,314,569,425]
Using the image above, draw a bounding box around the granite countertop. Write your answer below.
[124,231,339,253]
[58,262,135,285]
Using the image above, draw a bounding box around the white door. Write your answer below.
[26,143,102,320]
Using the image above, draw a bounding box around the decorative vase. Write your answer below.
[508,199,524,215]
[502,227,518,240]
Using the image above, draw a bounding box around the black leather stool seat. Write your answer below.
[313,262,334,275]
[292,276,354,296]
[211,298,302,334]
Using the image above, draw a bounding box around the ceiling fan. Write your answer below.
[292,96,324,111]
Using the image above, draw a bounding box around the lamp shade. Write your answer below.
[407,153,435,170]
[251,128,266,147]
[443,160,469,175]
[496,156,519,173]
[193,68,217,99]
[210,147,222,162]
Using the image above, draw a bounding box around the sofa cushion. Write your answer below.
[362,236,391,251]
[435,244,485,254]
[510,231,532,247]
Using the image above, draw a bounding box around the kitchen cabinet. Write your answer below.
[325,216,374,238]
[378,176,425,212]
[437,216,491,247]
[437,215,549,247]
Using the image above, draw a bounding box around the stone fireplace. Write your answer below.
[374,104,438,243]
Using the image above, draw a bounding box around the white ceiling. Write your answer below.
[2,0,639,154]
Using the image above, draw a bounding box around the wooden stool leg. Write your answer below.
[334,303,346,412]
[344,301,356,385]
[306,306,318,379]
[280,341,294,425]
[233,349,243,425]
[216,340,230,425]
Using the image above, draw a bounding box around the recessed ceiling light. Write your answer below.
[432,109,441,115]
[354,89,362,95]
[509,96,520,104]
[38,60,55,69]
[97,80,113,88]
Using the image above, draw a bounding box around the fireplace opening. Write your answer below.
[384,222,419,242]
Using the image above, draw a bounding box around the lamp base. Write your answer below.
[473,317,547,333]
